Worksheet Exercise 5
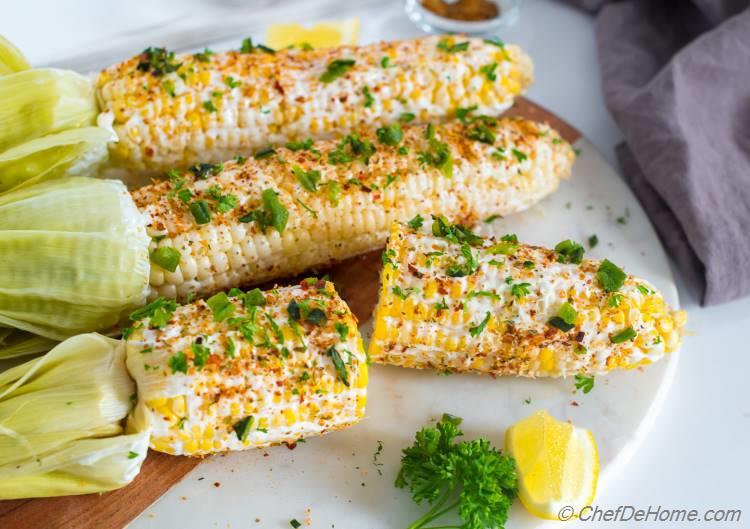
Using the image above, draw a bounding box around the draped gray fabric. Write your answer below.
[565,0,750,305]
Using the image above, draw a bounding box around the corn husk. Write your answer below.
[0,177,150,352]
[0,34,30,75]
[0,127,115,193]
[0,68,98,153]
[0,333,150,499]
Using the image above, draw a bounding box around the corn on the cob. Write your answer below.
[96,36,533,175]
[134,117,574,301]
[369,221,686,377]
[125,280,367,456]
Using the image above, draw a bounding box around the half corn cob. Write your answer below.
[96,36,533,175]
[125,280,367,456]
[135,117,574,301]
[370,221,686,377]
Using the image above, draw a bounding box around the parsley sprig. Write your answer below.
[395,414,517,529]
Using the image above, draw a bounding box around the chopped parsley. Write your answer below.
[479,62,498,81]
[320,58,355,83]
[239,188,289,234]
[363,86,374,108]
[399,112,416,123]
[381,56,391,68]
[191,340,210,368]
[202,100,217,113]
[254,146,277,159]
[555,239,585,264]
[469,312,491,337]
[376,123,403,146]
[407,214,424,230]
[193,48,214,62]
[328,133,376,165]
[295,197,318,218]
[286,138,314,151]
[136,47,181,76]
[512,147,528,162]
[382,248,397,267]
[597,259,626,292]
[437,39,470,53]
[431,216,483,246]
[417,135,453,178]
[588,234,599,248]
[127,451,139,459]
[611,326,637,343]
[291,165,321,192]
[484,214,502,223]
[225,75,240,88]
[189,163,223,179]
[335,322,349,342]
[574,374,595,394]
[434,298,449,311]
[608,293,624,308]
[392,286,418,300]
[150,246,181,272]
[289,520,302,529]
[510,282,531,298]
[240,37,275,54]
[169,351,188,374]
[130,298,178,328]
[467,290,500,301]
[455,105,478,124]
[446,243,479,277]
[467,123,496,145]
[484,37,511,59]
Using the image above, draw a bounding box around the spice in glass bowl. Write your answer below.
[420,0,500,22]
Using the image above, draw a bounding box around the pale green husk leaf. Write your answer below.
[0,177,150,349]
[0,34,31,75]
[0,333,150,499]
[0,126,115,193]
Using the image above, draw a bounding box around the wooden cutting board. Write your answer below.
[0,98,579,529]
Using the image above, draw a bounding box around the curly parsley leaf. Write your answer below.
[396,414,517,529]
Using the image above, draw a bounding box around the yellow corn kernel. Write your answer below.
[284,408,297,425]
[355,364,369,389]
[539,348,555,373]
[184,439,199,453]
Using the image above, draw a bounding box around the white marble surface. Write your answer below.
[5,0,750,527]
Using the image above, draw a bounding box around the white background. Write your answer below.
[4,0,750,527]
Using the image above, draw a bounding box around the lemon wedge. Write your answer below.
[266,19,360,50]
[505,411,599,520]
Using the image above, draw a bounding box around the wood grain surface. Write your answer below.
[0,97,579,529]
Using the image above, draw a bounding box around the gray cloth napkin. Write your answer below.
[566,0,750,305]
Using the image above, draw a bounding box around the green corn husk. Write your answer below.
[0,35,31,75]
[0,68,98,153]
[0,177,150,351]
[0,127,115,193]
[0,333,150,499]
[0,328,58,359]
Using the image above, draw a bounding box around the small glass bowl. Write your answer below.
[404,0,519,35]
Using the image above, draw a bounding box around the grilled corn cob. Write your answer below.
[125,280,367,456]
[370,221,686,377]
[135,117,574,301]
[96,36,533,175]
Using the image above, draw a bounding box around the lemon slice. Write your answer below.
[505,411,599,520]
[266,19,360,50]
